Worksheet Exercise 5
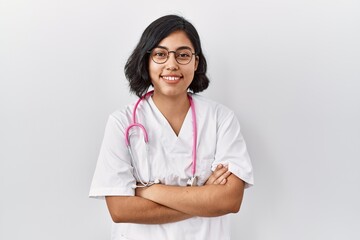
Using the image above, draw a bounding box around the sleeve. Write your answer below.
[89,114,136,199]
[211,110,254,188]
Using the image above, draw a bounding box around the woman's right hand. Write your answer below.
[205,164,232,185]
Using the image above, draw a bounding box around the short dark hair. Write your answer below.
[124,15,210,97]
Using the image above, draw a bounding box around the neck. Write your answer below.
[151,92,190,136]
[152,92,190,117]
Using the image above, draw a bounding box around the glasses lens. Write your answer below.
[175,49,193,64]
[151,48,168,63]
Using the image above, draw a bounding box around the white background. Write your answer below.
[1,0,359,239]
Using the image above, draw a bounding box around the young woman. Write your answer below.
[90,15,254,240]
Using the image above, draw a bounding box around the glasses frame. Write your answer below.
[147,47,197,65]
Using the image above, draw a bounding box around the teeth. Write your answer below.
[163,76,180,81]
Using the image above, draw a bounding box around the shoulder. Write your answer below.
[107,100,138,127]
[190,94,235,121]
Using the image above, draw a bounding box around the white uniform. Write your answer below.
[89,94,254,240]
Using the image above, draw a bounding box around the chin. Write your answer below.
[155,88,187,97]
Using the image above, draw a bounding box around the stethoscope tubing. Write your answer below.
[125,90,197,186]
[189,95,197,177]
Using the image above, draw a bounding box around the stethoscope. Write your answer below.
[125,90,198,187]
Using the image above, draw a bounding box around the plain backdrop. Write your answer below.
[1,0,359,239]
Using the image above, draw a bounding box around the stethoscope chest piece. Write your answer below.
[187,176,198,187]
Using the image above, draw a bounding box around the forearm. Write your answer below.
[105,195,192,224]
[142,185,235,217]
[138,175,245,217]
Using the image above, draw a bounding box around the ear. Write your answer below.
[194,56,199,71]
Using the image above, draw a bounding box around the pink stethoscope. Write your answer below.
[125,90,198,187]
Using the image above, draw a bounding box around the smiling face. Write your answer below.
[148,30,198,99]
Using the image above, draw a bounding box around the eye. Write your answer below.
[152,48,168,58]
[155,52,166,57]
[179,53,190,58]
[176,50,192,59]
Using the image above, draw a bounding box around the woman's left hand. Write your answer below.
[205,164,232,185]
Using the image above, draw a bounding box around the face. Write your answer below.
[148,30,198,99]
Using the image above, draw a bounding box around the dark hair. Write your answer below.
[124,15,210,97]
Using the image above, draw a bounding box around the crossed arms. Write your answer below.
[105,165,245,224]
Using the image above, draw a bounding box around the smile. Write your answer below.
[162,76,181,81]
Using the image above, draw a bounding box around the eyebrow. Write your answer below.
[156,45,193,51]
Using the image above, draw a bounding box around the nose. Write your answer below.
[165,51,179,70]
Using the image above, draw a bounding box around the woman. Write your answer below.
[89,15,254,240]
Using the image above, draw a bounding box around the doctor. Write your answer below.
[89,15,254,240]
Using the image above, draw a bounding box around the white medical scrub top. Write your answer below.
[89,94,254,240]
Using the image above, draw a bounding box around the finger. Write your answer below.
[205,165,223,185]
[205,164,232,185]
[214,171,232,184]
[222,170,232,179]
[206,167,227,185]
[212,166,228,179]
[220,178,227,185]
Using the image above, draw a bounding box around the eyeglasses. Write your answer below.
[148,47,196,65]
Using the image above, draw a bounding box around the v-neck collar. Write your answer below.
[147,96,193,153]
[148,96,192,138]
